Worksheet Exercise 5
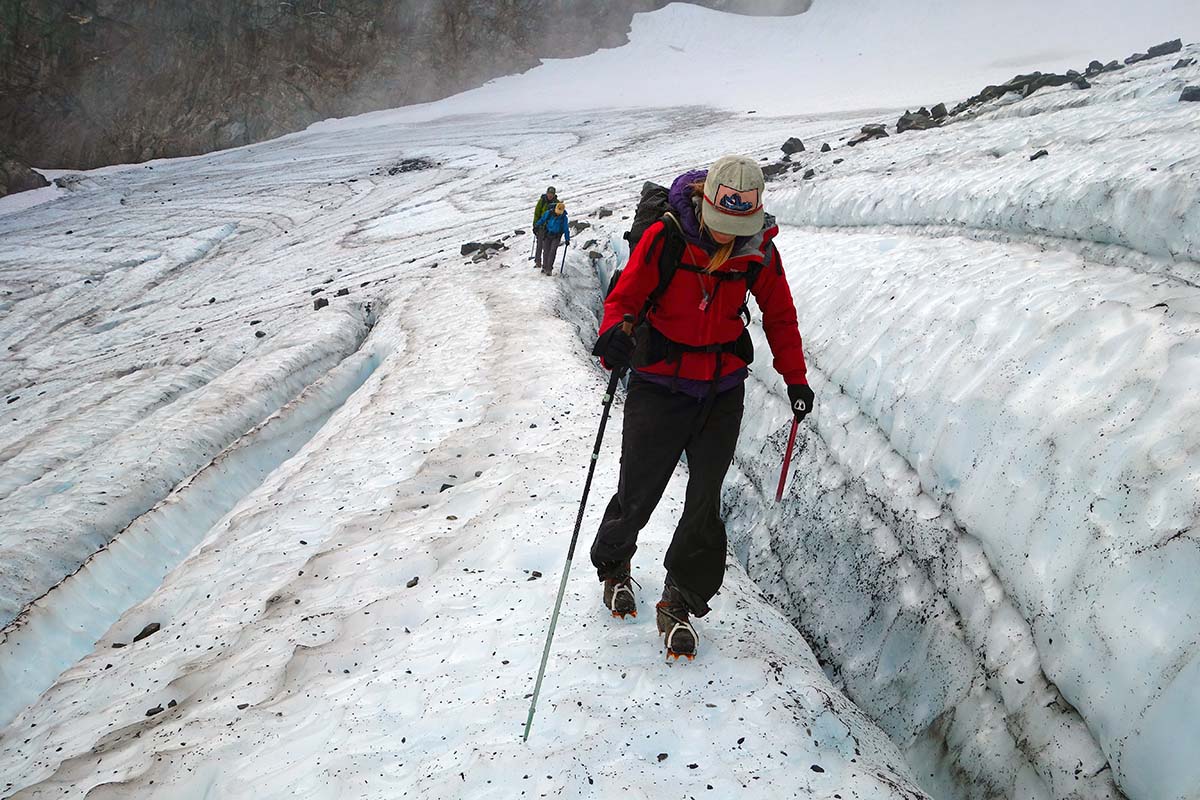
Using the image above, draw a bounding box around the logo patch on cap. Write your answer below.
[711,184,761,216]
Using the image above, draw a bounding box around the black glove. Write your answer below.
[787,384,814,422]
[592,324,635,372]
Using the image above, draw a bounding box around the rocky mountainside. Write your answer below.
[0,0,809,173]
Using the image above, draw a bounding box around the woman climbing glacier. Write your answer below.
[591,154,813,659]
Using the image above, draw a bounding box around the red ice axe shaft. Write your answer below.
[775,418,799,503]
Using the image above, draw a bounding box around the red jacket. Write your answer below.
[600,220,808,386]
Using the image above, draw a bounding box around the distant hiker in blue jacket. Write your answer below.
[534,202,570,275]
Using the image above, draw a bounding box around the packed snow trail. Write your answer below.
[0,110,928,798]
[2,4,1199,799]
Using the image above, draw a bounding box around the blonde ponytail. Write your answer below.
[690,179,734,272]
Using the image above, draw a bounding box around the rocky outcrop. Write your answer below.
[896,108,940,134]
[0,1,810,170]
[847,124,888,147]
[0,150,49,197]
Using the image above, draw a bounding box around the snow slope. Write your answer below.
[0,110,929,799]
[2,2,1199,799]
[328,0,1200,123]
[721,46,1200,800]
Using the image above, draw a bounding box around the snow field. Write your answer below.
[1,3,1197,796]
[0,302,382,726]
[320,0,1200,123]
[0,108,929,798]
[721,47,1200,800]
[770,48,1200,268]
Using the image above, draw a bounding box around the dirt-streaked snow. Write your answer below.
[2,2,1198,799]
[0,109,928,799]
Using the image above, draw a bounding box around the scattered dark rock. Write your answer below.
[1147,39,1183,59]
[1125,52,1150,66]
[581,239,598,250]
[382,158,434,176]
[820,142,831,152]
[5,396,17,405]
[597,208,613,218]
[0,150,50,197]
[53,174,84,190]
[896,110,940,133]
[847,124,888,147]
[1030,149,1049,161]
[146,705,163,717]
[406,577,420,588]
[111,642,126,648]
[832,158,844,165]
[167,699,177,708]
[310,287,323,295]
[1073,76,1091,90]
[953,70,1083,116]
[462,241,504,259]
[335,288,349,297]
[568,220,591,233]
[439,483,453,492]
[1174,58,1196,70]
[133,623,161,642]
[237,703,249,710]
[514,228,526,235]
[657,753,668,762]
[1084,59,1126,77]
[249,319,261,325]
[1182,86,1200,102]
[255,330,266,338]
[781,137,805,155]
[762,162,790,180]
[588,250,603,260]
[930,102,948,119]
[803,169,815,180]
[811,764,825,773]
[208,297,216,304]
[314,297,329,311]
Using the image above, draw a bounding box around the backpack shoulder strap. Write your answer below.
[639,213,686,321]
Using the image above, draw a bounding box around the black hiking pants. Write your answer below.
[590,374,744,617]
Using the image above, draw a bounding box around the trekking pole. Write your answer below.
[775,418,799,502]
[559,241,568,274]
[530,235,537,261]
[523,314,635,742]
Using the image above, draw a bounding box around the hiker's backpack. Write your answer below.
[606,181,774,325]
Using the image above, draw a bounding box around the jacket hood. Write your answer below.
[669,169,776,262]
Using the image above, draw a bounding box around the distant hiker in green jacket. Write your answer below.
[532,186,558,265]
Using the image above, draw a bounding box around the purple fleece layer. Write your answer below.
[634,366,749,399]
[668,169,711,250]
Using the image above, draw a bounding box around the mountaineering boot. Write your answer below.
[656,584,697,661]
[602,561,638,619]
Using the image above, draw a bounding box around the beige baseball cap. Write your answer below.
[702,155,766,237]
